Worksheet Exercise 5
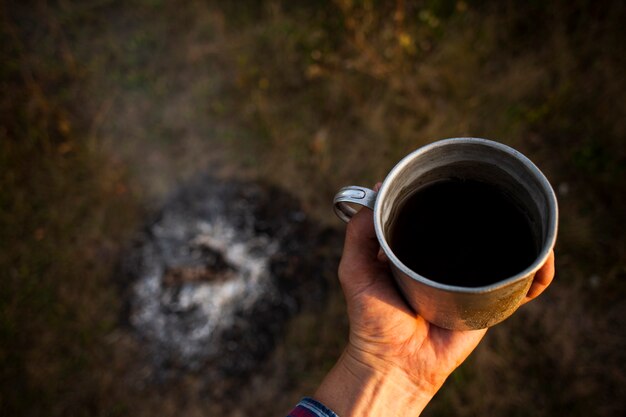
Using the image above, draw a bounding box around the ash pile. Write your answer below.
[119,176,340,377]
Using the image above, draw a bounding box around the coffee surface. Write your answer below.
[390,179,537,287]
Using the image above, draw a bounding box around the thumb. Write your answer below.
[340,183,382,276]
[341,207,380,274]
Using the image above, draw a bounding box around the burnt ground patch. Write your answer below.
[118,176,341,382]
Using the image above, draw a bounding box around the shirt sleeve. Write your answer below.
[287,397,340,417]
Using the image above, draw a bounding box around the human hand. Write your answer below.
[315,184,555,417]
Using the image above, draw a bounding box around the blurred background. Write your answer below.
[1,0,625,416]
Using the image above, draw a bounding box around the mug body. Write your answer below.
[374,138,558,330]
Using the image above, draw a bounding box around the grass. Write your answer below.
[1,0,625,415]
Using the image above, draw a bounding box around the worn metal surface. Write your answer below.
[334,186,378,222]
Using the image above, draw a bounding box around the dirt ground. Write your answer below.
[1,1,625,416]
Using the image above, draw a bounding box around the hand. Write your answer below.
[315,185,555,417]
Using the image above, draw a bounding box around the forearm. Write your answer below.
[314,348,437,417]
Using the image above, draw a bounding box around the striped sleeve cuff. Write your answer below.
[287,397,339,417]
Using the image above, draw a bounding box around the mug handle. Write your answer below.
[333,186,378,223]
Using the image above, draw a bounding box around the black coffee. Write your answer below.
[390,179,537,287]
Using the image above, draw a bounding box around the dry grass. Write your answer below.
[1,0,625,416]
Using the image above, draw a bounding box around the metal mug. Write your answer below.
[333,137,558,330]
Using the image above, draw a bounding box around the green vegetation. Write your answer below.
[1,0,625,416]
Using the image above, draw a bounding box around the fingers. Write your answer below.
[523,250,555,304]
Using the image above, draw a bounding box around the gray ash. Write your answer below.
[118,176,339,377]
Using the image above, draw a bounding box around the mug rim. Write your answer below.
[374,137,559,294]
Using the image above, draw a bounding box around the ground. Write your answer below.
[1,1,625,416]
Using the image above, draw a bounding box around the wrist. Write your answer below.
[314,347,437,417]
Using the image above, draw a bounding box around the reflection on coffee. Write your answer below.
[390,179,537,287]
